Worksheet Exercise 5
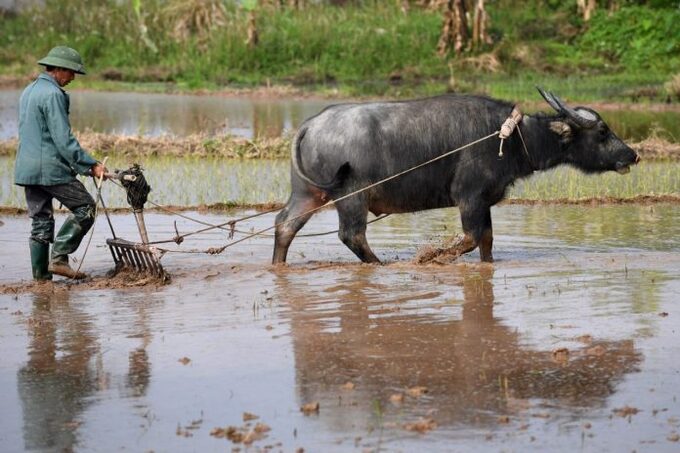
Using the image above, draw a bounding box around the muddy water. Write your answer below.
[1,89,680,141]
[1,204,679,451]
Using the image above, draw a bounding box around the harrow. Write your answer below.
[100,165,167,280]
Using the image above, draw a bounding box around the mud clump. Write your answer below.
[389,393,404,404]
[405,386,429,398]
[0,268,168,295]
[404,417,437,433]
[90,268,169,289]
[552,347,570,364]
[340,381,355,391]
[414,235,467,265]
[586,345,607,356]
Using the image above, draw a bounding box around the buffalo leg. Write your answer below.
[335,195,380,264]
[272,194,324,264]
[459,204,494,262]
[478,209,494,262]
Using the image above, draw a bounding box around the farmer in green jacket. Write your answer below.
[15,46,107,280]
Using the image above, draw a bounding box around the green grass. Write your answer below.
[1,1,678,100]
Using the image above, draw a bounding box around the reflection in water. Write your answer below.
[1,89,679,140]
[0,90,332,140]
[515,204,680,251]
[18,292,98,451]
[17,292,155,451]
[125,304,153,399]
[276,265,641,430]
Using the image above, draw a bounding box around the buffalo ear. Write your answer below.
[549,121,572,140]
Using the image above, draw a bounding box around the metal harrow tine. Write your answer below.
[107,238,166,279]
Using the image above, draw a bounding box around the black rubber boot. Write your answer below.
[29,239,52,281]
[50,215,89,279]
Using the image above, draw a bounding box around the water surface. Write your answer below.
[1,89,679,141]
[1,204,679,451]
[0,90,332,140]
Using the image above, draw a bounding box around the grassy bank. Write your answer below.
[1,1,679,101]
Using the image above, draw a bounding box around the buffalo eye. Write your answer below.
[597,126,609,141]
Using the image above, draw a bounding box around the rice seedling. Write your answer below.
[1,155,677,210]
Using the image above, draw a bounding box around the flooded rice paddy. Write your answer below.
[1,204,680,451]
[1,89,680,451]
[1,89,680,141]
[0,90,331,140]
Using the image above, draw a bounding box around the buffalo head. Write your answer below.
[538,87,640,174]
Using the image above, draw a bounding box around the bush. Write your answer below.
[578,6,680,71]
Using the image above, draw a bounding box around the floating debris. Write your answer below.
[300,402,320,415]
[210,422,270,445]
[613,406,640,417]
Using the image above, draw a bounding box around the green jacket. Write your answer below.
[14,73,97,186]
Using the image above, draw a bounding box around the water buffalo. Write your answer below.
[272,87,640,264]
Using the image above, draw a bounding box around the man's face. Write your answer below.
[53,67,76,87]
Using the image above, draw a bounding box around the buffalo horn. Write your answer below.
[536,86,598,129]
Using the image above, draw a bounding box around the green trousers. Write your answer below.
[24,180,95,280]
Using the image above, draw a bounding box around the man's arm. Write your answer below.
[43,91,98,175]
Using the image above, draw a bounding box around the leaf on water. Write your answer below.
[178,357,191,365]
[243,412,259,422]
[300,402,320,415]
[613,406,640,417]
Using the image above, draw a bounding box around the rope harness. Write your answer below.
[77,108,531,267]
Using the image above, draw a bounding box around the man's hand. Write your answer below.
[91,162,108,180]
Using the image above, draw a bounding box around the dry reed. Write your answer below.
[1,133,679,160]
[0,132,292,159]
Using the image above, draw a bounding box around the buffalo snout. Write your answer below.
[615,146,640,175]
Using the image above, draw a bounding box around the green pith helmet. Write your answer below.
[37,46,86,75]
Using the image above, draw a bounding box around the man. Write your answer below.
[15,46,107,280]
